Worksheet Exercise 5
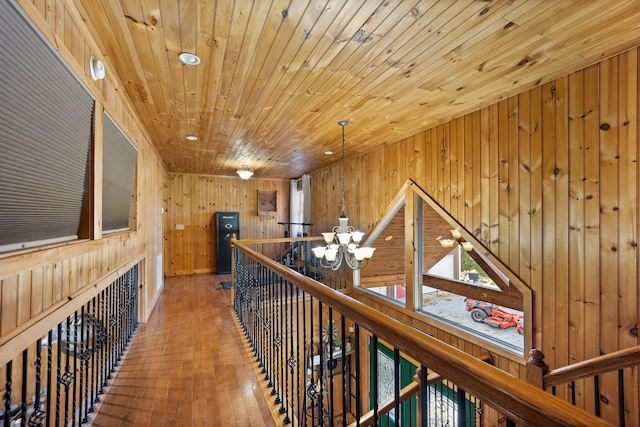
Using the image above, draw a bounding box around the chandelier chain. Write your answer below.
[340,122,346,217]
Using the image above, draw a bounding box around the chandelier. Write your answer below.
[311,121,375,270]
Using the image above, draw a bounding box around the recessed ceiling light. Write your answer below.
[186,135,197,141]
[325,151,333,155]
[179,52,200,65]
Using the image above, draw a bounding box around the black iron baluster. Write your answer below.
[282,279,292,424]
[457,386,467,427]
[101,288,109,391]
[254,261,261,369]
[4,360,12,427]
[340,315,347,427]
[30,338,46,427]
[46,329,53,427]
[89,297,98,414]
[107,283,114,382]
[355,325,361,426]
[62,317,71,427]
[328,307,335,427]
[55,323,62,427]
[594,375,600,417]
[78,307,85,425]
[72,312,78,427]
[117,276,124,367]
[318,301,325,425]
[271,271,280,401]
[266,268,274,393]
[301,287,308,426]
[276,276,285,412]
[570,380,576,405]
[21,348,28,423]
[420,365,428,427]
[262,261,268,373]
[618,369,625,427]
[295,285,302,425]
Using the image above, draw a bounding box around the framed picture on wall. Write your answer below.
[258,190,277,216]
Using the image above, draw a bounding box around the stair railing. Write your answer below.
[232,237,611,427]
[527,347,640,426]
[0,262,140,427]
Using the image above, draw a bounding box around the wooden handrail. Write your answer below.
[232,238,612,427]
[544,346,640,389]
[234,236,322,244]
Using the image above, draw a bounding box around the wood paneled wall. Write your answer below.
[164,174,290,275]
[312,47,639,393]
[0,0,167,360]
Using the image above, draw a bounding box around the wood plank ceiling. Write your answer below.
[71,0,640,179]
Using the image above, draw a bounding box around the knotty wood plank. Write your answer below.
[529,86,543,350]
[540,80,557,368]
[568,67,586,409]
[488,104,500,257]
[518,91,531,286]
[498,99,510,263]
[616,48,638,427]
[442,125,451,213]
[463,115,473,231]
[480,106,490,248]
[454,117,466,227]
[554,75,570,396]
[471,111,482,240]
[449,120,460,220]
[508,96,520,271]
[598,52,625,424]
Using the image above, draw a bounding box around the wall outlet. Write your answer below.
[175,224,185,230]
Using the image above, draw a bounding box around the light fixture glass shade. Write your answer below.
[325,248,338,261]
[353,248,367,261]
[461,241,474,251]
[450,229,462,239]
[440,238,455,248]
[361,247,376,258]
[352,231,365,243]
[312,246,326,258]
[322,232,335,244]
[337,232,352,244]
[236,165,254,179]
[179,52,201,65]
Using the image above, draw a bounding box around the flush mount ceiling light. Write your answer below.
[236,165,254,180]
[179,52,200,65]
[89,56,105,80]
[186,135,197,141]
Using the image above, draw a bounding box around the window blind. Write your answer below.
[102,113,137,233]
[0,0,94,251]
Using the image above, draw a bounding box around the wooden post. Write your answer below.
[526,348,549,389]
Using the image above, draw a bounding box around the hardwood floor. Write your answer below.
[90,274,276,427]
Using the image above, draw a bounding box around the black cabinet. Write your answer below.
[215,212,239,274]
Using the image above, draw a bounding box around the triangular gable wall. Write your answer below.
[357,179,531,335]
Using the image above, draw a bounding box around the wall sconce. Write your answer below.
[450,229,462,240]
[461,241,473,251]
[90,56,105,80]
